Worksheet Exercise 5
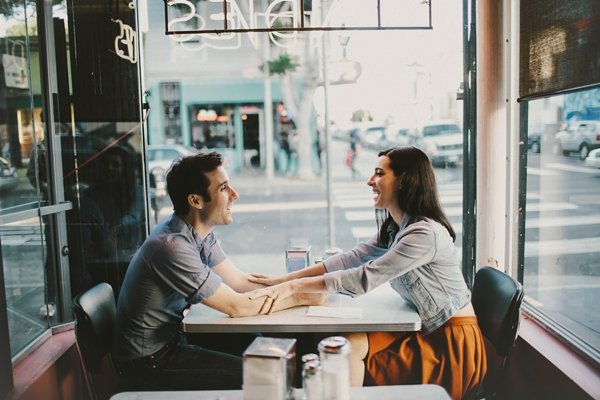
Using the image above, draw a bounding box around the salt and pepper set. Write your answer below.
[244,246,348,399]
[242,336,351,400]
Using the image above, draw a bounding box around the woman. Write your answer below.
[249,146,486,400]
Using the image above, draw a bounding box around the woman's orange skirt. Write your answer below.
[365,316,487,400]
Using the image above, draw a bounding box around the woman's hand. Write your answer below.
[248,273,291,287]
[249,263,328,287]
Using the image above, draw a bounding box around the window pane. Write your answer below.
[48,0,147,301]
[0,0,56,357]
[149,1,464,271]
[1,217,49,355]
[524,87,600,358]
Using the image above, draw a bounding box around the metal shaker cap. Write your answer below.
[303,360,321,373]
[318,336,351,355]
[301,353,320,363]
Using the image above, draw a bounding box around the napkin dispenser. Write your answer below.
[286,245,311,272]
[243,337,297,400]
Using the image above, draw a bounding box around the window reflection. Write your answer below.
[0,0,53,357]
[524,87,600,356]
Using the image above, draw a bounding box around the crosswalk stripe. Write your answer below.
[337,199,375,208]
[346,212,600,237]
[546,163,600,174]
[527,167,559,176]
[235,200,326,213]
[351,229,600,257]
[350,214,600,237]
[525,215,600,228]
[333,189,464,198]
[323,201,572,215]
[526,202,578,212]
[345,211,374,221]
[525,237,600,256]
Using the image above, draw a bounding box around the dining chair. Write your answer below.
[73,282,120,400]
[471,266,525,399]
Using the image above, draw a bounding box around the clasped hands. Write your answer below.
[247,274,326,315]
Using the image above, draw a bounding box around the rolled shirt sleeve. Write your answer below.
[324,222,437,297]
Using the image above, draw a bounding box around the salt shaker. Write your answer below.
[302,360,323,400]
[318,336,351,400]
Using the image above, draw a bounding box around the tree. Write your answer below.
[267,37,320,180]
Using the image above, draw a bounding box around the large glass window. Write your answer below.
[148,2,464,274]
[1,0,148,360]
[523,87,600,362]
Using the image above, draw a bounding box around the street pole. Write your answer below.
[263,32,275,180]
[320,3,336,249]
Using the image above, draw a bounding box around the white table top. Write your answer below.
[110,385,450,400]
[182,284,421,333]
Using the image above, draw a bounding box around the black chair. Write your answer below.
[73,282,120,400]
[472,266,525,399]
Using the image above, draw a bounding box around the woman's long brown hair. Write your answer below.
[375,146,456,247]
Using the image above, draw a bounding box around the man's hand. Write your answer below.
[248,279,327,314]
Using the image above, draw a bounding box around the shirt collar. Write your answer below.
[399,212,411,231]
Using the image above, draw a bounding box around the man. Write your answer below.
[114,151,324,390]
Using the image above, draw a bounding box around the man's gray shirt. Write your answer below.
[114,214,225,361]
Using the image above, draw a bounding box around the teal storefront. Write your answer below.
[146,77,293,173]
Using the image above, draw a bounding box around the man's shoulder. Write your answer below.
[145,226,194,250]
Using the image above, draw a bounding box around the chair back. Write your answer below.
[472,266,524,357]
[73,282,118,399]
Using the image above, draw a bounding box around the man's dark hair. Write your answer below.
[166,151,224,215]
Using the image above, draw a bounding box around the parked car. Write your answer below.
[360,124,417,150]
[412,120,463,167]
[528,132,541,153]
[0,156,18,192]
[584,148,600,168]
[386,125,416,148]
[552,120,600,160]
[361,125,387,149]
[147,144,199,175]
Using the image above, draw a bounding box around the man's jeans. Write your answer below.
[116,335,243,391]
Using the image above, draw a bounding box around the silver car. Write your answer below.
[553,120,600,160]
[147,144,199,176]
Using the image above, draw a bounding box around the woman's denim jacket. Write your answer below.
[323,213,470,334]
